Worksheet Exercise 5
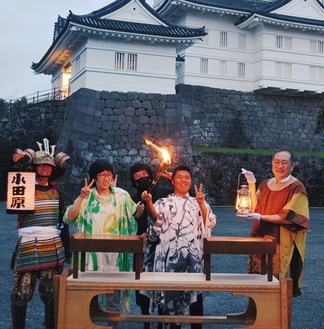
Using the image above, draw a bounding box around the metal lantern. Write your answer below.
[236,184,252,217]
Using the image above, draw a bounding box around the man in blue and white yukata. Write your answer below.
[141,165,216,329]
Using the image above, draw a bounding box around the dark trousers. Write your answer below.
[136,290,151,329]
[158,294,203,329]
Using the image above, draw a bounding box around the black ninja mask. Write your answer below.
[136,176,152,191]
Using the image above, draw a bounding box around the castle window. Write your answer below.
[237,62,245,78]
[310,65,316,81]
[276,62,292,78]
[284,37,292,50]
[276,36,283,49]
[276,36,292,50]
[310,40,317,52]
[127,54,137,71]
[283,63,292,79]
[310,40,324,53]
[200,58,208,74]
[310,66,324,82]
[319,67,324,82]
[220,31,228,47]
[238,34,246,50]
[219,60,227,76]
[276,62,283,77]
[115,52,125,70]
[115,52,138,71]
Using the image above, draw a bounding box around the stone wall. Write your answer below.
[0,99,65,151]
[176,84,324,151]
[1,86,324,207]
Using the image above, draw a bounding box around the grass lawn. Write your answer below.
[192,146,324,158]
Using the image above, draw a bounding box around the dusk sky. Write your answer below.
[0,0,154,100]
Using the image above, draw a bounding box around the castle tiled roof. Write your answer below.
[241,11,324,27]
[62,0,206,39]
[67,12,206,38]
[51,0,206,39]
[32,0,206,73]
[158,0,324,27]
[156,0,269,14]
[87,0,178,22]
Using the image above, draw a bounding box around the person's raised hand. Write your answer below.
[80,178,94,198]
[141,190,152,203]
[241,168,256,184]
[194,183,205,205]
[162,171,172,181]
[111,174,118,187]
[136,202,145,215]
[12,149,25,163]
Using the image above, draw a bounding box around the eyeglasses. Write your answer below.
[97,173,113,179]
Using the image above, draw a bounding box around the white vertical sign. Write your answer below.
[7,172,35,211]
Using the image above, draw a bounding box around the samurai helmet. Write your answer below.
[12,138,70,170]
[33,138,56,167]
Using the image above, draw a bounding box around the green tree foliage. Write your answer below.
[0,97,28,114]
[0,98,9,112]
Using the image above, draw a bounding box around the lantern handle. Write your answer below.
[237,172,247,191]
[236,172,242,191]
[237,172,241,192]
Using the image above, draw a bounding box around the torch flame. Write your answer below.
[144,137,172,193]
[161,149,171,163]
[144,137,171,164]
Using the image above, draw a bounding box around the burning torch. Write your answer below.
[144,137,172,193]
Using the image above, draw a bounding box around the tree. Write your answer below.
[0,98,9,112]
[0,97,28,112]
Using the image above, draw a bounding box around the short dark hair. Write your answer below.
[129,163,153,188]
[89,159,114,181]
[273,149,295,164]
[172,165,192,180]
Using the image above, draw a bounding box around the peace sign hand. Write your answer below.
[80,178,94,198]
[194,183,205,205]
[111,174,118,187]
